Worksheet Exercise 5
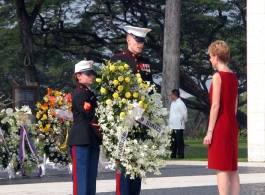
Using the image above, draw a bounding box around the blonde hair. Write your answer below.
[208,40,230,63]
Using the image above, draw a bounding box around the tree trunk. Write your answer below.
[15,0,41,86]
[161,0,181,110]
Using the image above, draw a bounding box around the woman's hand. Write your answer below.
[203,132,213,146]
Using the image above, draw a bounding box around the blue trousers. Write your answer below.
[116,169,141,195]
[69,145,100,195]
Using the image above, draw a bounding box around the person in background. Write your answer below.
[203,40,240,195]
[169,89,188,159]
[111,25,153,195]
[67,60,102,195]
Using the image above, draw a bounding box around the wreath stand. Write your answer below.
[41,154,72,176]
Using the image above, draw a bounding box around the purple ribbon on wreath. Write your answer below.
[19,126,43,177]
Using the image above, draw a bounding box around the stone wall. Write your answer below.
[247,0,265,162]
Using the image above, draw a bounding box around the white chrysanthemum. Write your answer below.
[5,108,14,116]
[1,117,9,124]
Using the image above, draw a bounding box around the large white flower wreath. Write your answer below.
[0,106,39,176]
[95,61,171,179]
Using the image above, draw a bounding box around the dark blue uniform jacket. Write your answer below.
[111,49,153,83]
[67,83,102,146]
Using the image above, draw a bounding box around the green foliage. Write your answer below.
[238,128,247,140]
[181,140,247,162]
[195,130,207,140]
[238,92,247,114]
[0,93,12,110]
[0,0,247,129]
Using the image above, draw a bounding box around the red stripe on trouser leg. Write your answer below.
[72,146,78,195]
[116,171,121,195]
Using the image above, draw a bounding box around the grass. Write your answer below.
[173,140,247,162]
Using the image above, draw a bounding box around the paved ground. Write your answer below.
[1,161,265,195]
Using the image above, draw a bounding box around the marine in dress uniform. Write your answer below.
[67,60,102,195]
[111,26,153,195]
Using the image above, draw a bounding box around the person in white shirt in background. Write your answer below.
[169,89,188,159]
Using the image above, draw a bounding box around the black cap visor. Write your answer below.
[130,34,147,43]
[80,69,97,76]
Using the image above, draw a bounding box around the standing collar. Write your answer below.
[125,49,140,58]
[77,82,90,90]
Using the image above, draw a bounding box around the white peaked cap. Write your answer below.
[75,60,96,75]
[124,26,151,42]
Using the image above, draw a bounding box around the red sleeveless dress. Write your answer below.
[208,71,238,171]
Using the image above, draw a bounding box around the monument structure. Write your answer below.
[247,0,265,162]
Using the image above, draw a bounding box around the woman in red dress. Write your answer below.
[203,40,240,195]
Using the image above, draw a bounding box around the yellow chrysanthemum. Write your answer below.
[133,92,139,98]
[140,96,145,101]
[36,113,41,119]
[118,85,124,91]
[58,100,63,105]
[140,83,149,90]
[125,92,131,98]
[136,73,141,78]
[43,124,51,133]
[139,101,144,108]
[119,66,124,71]
[137,78,143,84]
[121,98,127,103]
[118,76,124,82]
[106,99,112,105]
[43,96,49,102]
[144,104,148,109]
[143,84,149,90]
[113,93,119,99]
[55,91,61,96]
[96,78,102,83]
[110,66,116,71]
[113,80,119,86]
[125,77,130,83]
[38,124,43,129]
[120,112,126,118]
[41,114,47,120]
[100,88,107,94]
[36,103,41,108]
[124,64,129,69]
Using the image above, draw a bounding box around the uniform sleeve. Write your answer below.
[110,55,119,63]
[75,91,97,121]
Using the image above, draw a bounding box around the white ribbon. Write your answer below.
[136,116,165,135]
[117,104,165,158]
[55,109,73,120]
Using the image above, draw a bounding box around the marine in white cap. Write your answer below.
[111,26,153,84]
[110,26,154,195]
[68,59,102,195]
[74,60,97,76]
[124,25,151,43]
